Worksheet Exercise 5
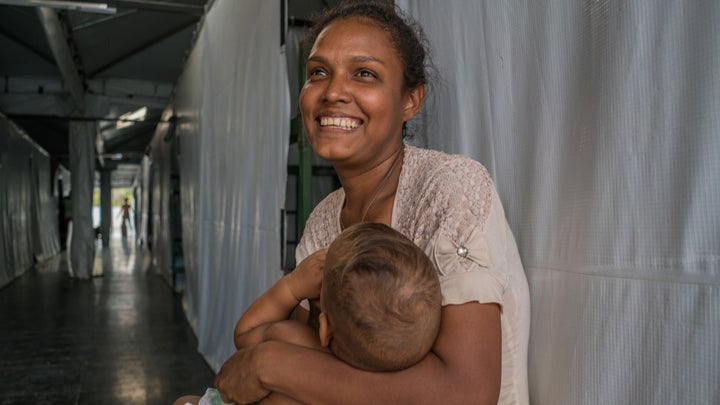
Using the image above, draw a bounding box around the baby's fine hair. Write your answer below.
[323,222,441,371]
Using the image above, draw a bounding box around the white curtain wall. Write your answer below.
[398,1,719,404]
[0,113,61,288]
[146,0,290,371]
[68,121,96,279]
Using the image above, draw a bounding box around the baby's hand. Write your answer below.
[286,249,327,302]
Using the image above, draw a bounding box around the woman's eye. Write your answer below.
[357,70,375,78]
[308,68,327,79]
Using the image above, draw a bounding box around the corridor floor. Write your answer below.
[0,233,215,404]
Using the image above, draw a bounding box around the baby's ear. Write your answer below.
[318,312,333,348]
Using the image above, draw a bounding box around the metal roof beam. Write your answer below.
[0,1,117,14]
[71,9,137,32]
[0,26,56,66]
[104,0,204,15]
[36,7,86,111]
[88,19,196,78]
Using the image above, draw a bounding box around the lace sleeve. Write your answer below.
[397,149,509,306]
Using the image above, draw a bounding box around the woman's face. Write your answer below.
[299,17,423,169]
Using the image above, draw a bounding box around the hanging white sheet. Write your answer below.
[397,1,719,404]
[161,0,290,371]
[0,115,34,286]
[68,121,96,279]
[30,145,61,261]
[0,113,61,287]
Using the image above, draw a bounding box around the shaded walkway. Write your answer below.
[0,233,214,404]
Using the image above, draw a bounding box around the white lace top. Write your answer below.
[296,145,530,404]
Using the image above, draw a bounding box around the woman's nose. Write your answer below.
[323,74,351,103]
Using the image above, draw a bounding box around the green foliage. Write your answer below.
[92,187,134,207]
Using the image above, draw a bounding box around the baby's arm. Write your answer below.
[234,249,326,349]
[234,319,324,350]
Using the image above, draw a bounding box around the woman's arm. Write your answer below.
[217,302,502,405]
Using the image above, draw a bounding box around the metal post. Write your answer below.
[297,123,312,237]
[100,169,112,246]
[296,65,312,236]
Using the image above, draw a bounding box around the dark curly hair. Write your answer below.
[300,1,430,92]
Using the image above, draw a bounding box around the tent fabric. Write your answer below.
[144,0,290,371]
[397,1,719,404]
[0,113,61,288]
[30,145,61,261]
[137,156,151,250]
[68,121,96,279]
[0,115,34,286]
[148,116,175,286]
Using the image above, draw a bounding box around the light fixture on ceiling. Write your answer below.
[0,0,117,14]
[116,106,147,129]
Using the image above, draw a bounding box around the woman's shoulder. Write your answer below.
[403,145,493,199]
[300,188,344,250]
[405,145,490,180]
[398,145,496,242]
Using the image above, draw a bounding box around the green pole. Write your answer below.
[297,65,313,236]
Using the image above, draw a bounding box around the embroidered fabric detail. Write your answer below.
[297,145,496,271]
[430,228,492,277]
[394,146,495,250]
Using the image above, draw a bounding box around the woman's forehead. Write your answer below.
[311,17,395,57]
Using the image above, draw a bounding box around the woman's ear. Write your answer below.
[318,312,333,348]
[402,84,426,122]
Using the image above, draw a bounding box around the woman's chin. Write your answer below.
[308,139,355,163]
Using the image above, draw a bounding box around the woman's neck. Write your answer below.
[338,145,404,228]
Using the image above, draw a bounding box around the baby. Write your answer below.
[176,222,441,404]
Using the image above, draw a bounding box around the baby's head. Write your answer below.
[318,223,441,371]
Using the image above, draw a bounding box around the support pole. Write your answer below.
[296,64,312,236]
[100,169,112,247]
[69,121,96,279]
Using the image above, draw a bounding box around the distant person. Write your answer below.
[118,198,133,237]
[173,222,441,405]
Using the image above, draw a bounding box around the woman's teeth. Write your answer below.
[320,117,360,129]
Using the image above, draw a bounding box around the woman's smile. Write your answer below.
[318,116,362,130]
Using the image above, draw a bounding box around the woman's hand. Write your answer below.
[216,343,273,404]
[285,249,327,302]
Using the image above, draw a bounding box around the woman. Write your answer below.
[216,2,530,404]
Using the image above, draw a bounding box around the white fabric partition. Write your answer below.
[398,1,719,404]
[1,116,35,286]
[166,0,290,371]
[68,121,97,279]
[29,144,61,261]
[0,113,61,288]
[148,115,175,285]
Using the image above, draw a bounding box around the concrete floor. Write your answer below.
[0,233,215,404]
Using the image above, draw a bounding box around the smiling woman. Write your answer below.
[299,16,423,227]
[213,2,530,404]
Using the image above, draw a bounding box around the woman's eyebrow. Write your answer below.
[348,55,385,65]
[307,55,329,64]
[307,54,385,65]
